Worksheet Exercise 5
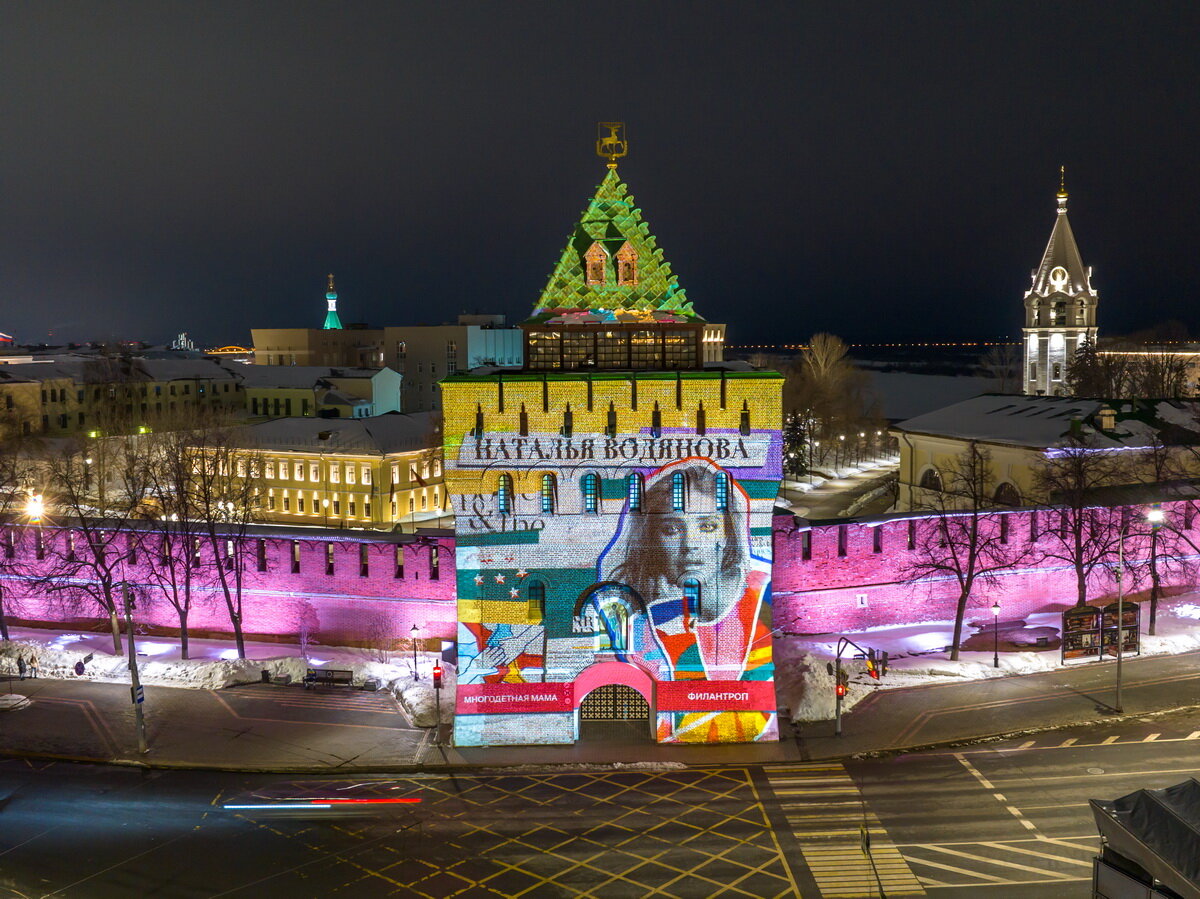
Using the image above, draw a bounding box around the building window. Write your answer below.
[651,403,662,438]
[1000,515,1010,544]
[562,405,573,438]
[1051,362,1062,381]
[519,405,529,436]
[395,545,405,578]
[331,465,340,483]
[919,468,943,492]
[837,526,848,557]
[682,579,700,622]
[359,544,369,577]
[1029,363,1037,381]
[582,473,600,514]
[361,466,371,485]
[430,545,440,580]
[671,471,685,512]
[696,404,706,436]
[346,465,356,485]
[715,472,729,512]
[298,497,306,513]
[497,473,513,514]
[527,579,545,619]
[541,473,556,514]
[627,473,643,511]
[291,540,301,573]
[616,241,638,286]
[606,402,617,438]
[872,527,883,553]
[739,401,751,436]
[294,462,304,481]
[584,242,608,285]
[309,462,319,481]
[994,482,1021,507]
[474,405,484,437]
[801,530,812,561]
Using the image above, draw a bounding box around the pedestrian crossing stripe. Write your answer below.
[765,762,926,898]
[896,836,1096,888]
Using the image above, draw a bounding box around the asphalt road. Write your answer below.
[0,710,1197,898]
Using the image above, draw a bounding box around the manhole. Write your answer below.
[1087,767,1105,775]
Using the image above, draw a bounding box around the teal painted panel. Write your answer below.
[456,529,542,547]
[738,479,781,499]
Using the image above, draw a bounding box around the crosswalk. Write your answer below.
[897,835,1096,888]
[764,762,926,898]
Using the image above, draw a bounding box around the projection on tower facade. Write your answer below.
[444,141,782,746]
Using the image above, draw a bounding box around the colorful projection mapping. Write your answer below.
[444,371,783,746]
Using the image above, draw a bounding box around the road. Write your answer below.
[0,710,1197,897]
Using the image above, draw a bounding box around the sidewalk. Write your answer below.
[3,647,1199,772]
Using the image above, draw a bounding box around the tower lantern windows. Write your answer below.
[584,243,609,285]
[616,242,638,286]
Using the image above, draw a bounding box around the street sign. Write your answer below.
[83,653,94,664]
[131,685,144,704]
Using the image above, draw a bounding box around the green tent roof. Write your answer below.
[528,167,701,324]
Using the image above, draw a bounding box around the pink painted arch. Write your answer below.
[572,661,656,709]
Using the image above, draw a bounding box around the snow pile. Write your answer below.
[0,694,31,711]
[396,668,457,727]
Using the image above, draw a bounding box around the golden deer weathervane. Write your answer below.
[596,122,628,168]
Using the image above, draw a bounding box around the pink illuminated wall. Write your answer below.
[1,525,457,648]
[772,504,1199,634]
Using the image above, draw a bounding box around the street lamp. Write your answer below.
[25,494,45,523]
[991,601,1001,668]
[410,623,420,680]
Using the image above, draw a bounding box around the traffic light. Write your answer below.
[835,680,847,698]
[866,648,879,679]
[432,665,443,689]
[835,667,849,698]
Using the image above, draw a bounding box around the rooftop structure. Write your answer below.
[323,274,343,330]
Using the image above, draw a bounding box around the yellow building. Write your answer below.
[891,394,1200,510]
[0,356,241,437]
[236,365,402,419]
[230,413,447,531]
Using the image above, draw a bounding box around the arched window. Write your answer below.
[473,404,484,437]
[626,472,643,511]
[696,403,706,436]
[606,401,617,437]
[527,579,546,620]
[584,243,608,285]
[715,471,730,511]
[561,404,573,438]
[616,241,638,286]
[497,473,513,514]
[682,579,700,623]
[650,403,662,438]
[918,468,943,492]
[541,473,556,514]
[739,400,751,436]
[993,482,1021,507]
[581,473,599,514]
[519,404,529,437]
[671,471,686,512]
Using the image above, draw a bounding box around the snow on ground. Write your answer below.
[782,455,899,498]
[0,626,456,726]
[777,597,1200,722]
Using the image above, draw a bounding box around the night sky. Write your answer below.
[3,2,1199,348]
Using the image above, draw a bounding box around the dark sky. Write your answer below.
[3,2,1199,348]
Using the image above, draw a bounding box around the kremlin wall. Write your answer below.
[3,503,1192,652]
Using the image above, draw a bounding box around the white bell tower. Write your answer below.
[1022,169,1099,396]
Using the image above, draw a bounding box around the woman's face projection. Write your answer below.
[651,511,725,586]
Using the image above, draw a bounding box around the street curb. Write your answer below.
[6,702,1199,774]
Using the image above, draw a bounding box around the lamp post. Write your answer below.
[410,623,420,680]
[1114,520,1126,715]
[991,601,1001,668]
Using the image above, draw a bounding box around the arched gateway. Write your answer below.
[575,660,655,742]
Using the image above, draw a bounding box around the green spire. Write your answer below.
[323,273,343,330]
[529,168,699,322]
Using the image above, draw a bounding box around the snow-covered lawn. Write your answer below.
[0,626,455,726]
[777,597,1200,722]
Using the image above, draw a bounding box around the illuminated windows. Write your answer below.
[715,471,729,512]
[541,473,556,514]
[918,468,943,492]
[671,471,685,512]
[682,579,700,620]
[497,473,513,514]
[627,472,643,511]
[582,473,599,514]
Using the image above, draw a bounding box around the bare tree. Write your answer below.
[30,425,152,652]
[783,334,882,473]
[903,444,1031,659]
[140,423,212,659]
[979,344,1022,394]
[187,412,263,659]
[1033,437,1129,606]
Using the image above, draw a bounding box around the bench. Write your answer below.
[304,668,354,689]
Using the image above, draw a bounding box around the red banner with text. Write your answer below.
[455,682,574,715]
[656,680,776,713]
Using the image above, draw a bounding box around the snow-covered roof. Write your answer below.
[233,412,439,455]
[893,395,1200,450]
[227,363,384,390]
